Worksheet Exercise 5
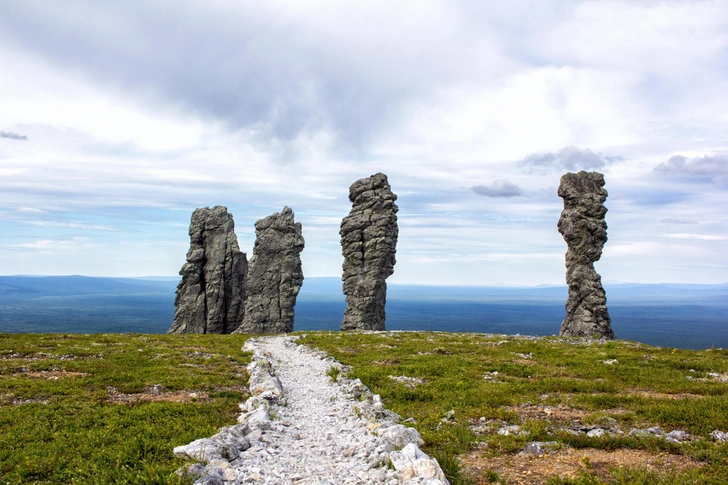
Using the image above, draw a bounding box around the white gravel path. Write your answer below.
[174,335,448,485]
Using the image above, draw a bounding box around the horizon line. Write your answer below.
[1,274,727,288]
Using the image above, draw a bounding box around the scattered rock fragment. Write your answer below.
[666,430,691,443]
[520,441,559,456]
[483,371,501,382]
[340,173,399,331]
[389,375,426,388]
[513,352,533,359]
[440,409,456,423]
[707,372,728,382]
[173,424,251,462]
[557,171,614,339]
[168,206,247,334]
[627,427,691,443]
[498,424,529,436]
[390,442,449,485]
[235,207,304,334]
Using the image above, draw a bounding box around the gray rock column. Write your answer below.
[234,207,305,334]
[557,171,614,339]
[168,206,247,334]
[340,173,399,331]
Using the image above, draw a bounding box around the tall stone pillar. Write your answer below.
[168,206,247,334]
[234,207,304,334]
[557,171,614,339]
[340,173,399,331]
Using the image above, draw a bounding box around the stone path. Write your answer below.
[174,335,449,485]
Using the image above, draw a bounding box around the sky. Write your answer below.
[1,0,727,286]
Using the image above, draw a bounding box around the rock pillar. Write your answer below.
[340,173,399,331]
[234,207,305,334]
[168,206,247,334]
[557,171,614,339]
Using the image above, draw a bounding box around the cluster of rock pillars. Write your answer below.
[168,171,615,340]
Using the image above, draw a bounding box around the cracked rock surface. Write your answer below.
[175,336,448,485]
[340,173,399,331]
[235,207,304,334]
[557,171,614,339]
[168,206,247,334]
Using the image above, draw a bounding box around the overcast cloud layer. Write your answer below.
[1,1,727,285]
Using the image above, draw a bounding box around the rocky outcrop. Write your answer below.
[340,173,399,331]
[168,206,247,334]
[557,171,614,339]
[234,207,304,334]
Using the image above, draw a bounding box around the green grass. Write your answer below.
[4,330,728,484]
[298,331,728,484]
[0,333,251,485]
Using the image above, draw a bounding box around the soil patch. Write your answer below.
[625,389,705,400]
[506,403,630,423]
[106,388,211,404]
[14,370,89,380]
[462,447,703,485]
[506,404,589,423]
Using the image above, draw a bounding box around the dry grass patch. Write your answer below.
[13,370,90,379]
[462,447,703,484]
[106,388,210,404]
[624,389,705,400]
[506,404,593,423]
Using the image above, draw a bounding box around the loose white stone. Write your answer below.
[587,428,605,438]
[391,443,448,485]
[180,336,449,484]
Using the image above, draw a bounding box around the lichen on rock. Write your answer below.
[234,207,304,334]
[340,173,399,331]
[168,206,247,334]
[557,171,614,339]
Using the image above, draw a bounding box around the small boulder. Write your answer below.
[520,441,559,456]
[390,443,449,485]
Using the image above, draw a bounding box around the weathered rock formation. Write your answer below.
[234,207,304,334]
[340,173,399,331]
[168,206,247,334]
[557,171,614,339]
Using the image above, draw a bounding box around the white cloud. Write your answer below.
[21,220,119,231]
[5,239,83,250]
[666,233,725,241]
[519,146,623,174]
[655,154,728,181]
[0,131,27,140]
[472,180,523,198]
[0,1,726,284]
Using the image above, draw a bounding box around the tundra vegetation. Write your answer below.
[2,331,728,484]
[0,333,251,484]
[300,332,728,485]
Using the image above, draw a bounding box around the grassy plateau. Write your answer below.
[0,333,252,484]
[299,332,728,485]
[2,331,728,484]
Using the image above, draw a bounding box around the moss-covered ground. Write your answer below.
[2,331,728,484]
[0,333,251,485]
[299,331,728,484]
